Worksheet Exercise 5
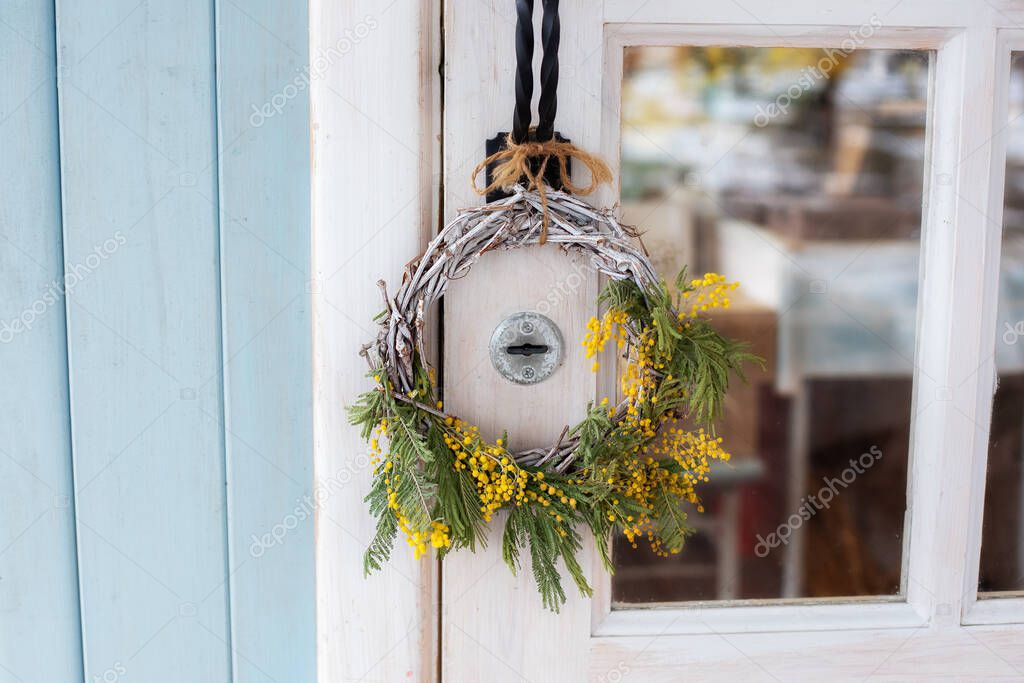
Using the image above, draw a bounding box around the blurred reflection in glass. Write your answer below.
[978,52,1024,596]
[612,46,930,603]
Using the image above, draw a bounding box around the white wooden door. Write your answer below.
[436,1,1024,681]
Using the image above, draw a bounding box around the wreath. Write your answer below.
[349,175,758,611]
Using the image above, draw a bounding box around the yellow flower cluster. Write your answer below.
[619,333,661,414]
[428,521,451,550]
[578,279,742,559]
[369,417,389,466]
[439,417,578,539]
[582,309,629,372]
[618,458,688,556]
[375,416,452,559]
[382,407,583,558]
[531,472,575,538]
[395,514,424,558]
[386,475,426,557]
[656,427,730,508]
[680,272,739,319]
[610,428,730,557]
[442,418,529,522]
[583,312,665,421]
[394,515,451,560]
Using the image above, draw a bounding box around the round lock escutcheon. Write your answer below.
[489,312,564,385]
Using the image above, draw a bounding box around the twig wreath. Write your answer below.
[350,177,758,611]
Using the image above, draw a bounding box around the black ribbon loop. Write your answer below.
[511,0,560,143]
[535,0,560,142]
[511,0,535,143]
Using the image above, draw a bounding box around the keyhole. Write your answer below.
[506,343,549,357]
[489,312,563,385]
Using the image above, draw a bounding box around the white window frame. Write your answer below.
[963,27,1024,628]
[589,13,1022,638]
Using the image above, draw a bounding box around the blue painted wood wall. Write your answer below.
[0,2,315,681]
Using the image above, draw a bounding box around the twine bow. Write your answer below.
[471,133,612,244]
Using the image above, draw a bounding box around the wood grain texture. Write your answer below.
[961,29,1022,626]
[602,0,1008,27]
[4,3,318,680]
[441,1,604,680]
[591,625,1024,682]
[311,1,439,680]
[214,1,316,680]
[444,2,1024,680]
[56,1,231,679]
[595,5,1024,680]
[0,1,83,680]
[591,10,1024,677]
[904,25,999,626]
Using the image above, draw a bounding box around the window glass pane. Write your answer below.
[612,46,929,603]
[979,51,1024,596]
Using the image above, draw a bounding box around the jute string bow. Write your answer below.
[471,133,613,244]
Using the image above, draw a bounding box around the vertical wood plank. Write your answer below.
[963,30,1018,622]
[904,26,1000,625]
[0,2,83,680]
[441,1,603,680]
[214,1,316,680]
[55,1,232,679]
[311,1,439,680]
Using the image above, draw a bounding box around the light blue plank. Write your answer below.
[0,2,84,682]
[214,1,315,679]
[55,2,232,680]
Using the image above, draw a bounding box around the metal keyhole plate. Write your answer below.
[489,312,564,385]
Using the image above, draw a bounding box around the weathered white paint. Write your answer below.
[310,1,439,680]
[440,1,605,681]
[903,22,997,629]
[962,28,1024,630]
[0,1,83,680]
[597,599,924,637]
[601,0,1024,28]
[437,0,1024,679]
[590,625,1024,682]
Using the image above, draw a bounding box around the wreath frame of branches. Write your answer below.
[363,184,661,473]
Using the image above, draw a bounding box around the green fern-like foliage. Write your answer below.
[348,268,760,611]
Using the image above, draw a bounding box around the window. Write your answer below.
[612,46,930,604]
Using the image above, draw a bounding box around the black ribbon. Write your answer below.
[511,0,560,144]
